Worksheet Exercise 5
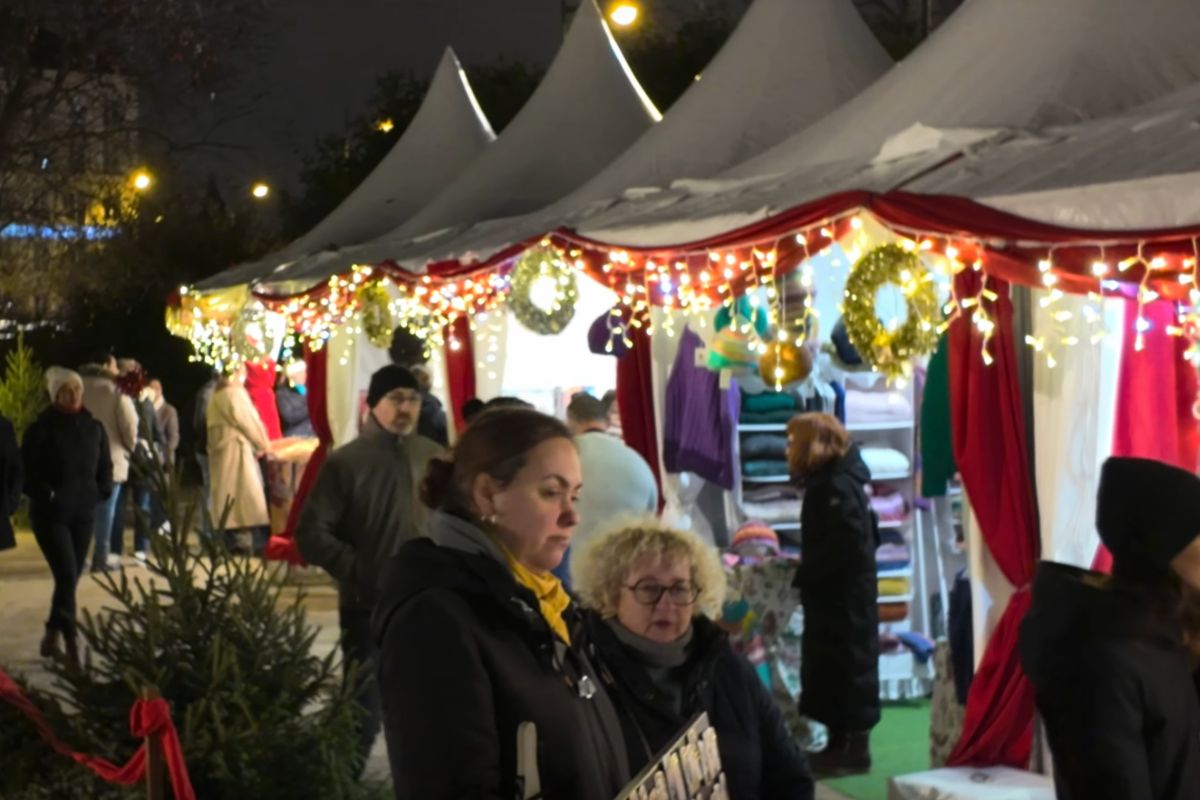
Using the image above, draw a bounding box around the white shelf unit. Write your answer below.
[725,376,930,701]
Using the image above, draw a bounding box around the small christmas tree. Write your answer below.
[0,331,49,442]
[13,462,391,799]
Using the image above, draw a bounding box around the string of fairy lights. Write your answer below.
[169,212,1200,382]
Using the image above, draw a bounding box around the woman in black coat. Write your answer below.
[574,521,813,800]
[374,408,629,800]
[1022,457,1200,800]
[787,412,879,775]
[23,368,113,665]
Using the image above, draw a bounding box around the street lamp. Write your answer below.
[251,182,271,200]
[608,2,640,27]
[131,170,153,192]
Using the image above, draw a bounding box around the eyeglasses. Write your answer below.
[625,581,701,607]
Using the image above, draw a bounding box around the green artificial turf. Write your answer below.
[821,700,933,800]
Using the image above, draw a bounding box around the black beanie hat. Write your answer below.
[1096,456,1200,577]
[367,365,418,408]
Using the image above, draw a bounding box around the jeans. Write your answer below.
[91,483,124,570]
[108,482,149,557]
[340,606,382,775]
[33,511,94,636]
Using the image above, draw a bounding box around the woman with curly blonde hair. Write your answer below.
[574,520,813,800]
[787,412,879,776]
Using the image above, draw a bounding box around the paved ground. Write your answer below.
[0,531,849,799]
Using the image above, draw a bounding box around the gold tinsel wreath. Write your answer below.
[357,282,395,349]
[508,245,579,336]
[842,243,940,381]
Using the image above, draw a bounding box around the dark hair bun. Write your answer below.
[420,458,456,510]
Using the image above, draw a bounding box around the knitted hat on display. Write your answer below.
[1096,456,1200,578]
[366,365,418,408]
[731,520,780,554]
[587,309,630,357]
[45,367,83,402]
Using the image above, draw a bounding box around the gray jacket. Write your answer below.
[295,415,442,609]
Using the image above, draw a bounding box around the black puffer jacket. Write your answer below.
[1021,562,1200,800]
[794,445,880,732]
[374,514,629,800]
[22,406,113,519]
[584,612,814,800]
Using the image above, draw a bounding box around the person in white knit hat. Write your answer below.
[21,367,113,665]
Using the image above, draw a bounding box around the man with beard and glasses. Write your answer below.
[295,364,442,773]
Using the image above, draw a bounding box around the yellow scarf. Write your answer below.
[499,545,573,645]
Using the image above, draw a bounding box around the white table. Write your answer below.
[888,767,1055,800]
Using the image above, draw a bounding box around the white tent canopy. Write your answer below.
[562,0,891,207]
[265,0,892,284]
[909,81,1200,230]
[196,48,494,291]
[269,0,661,286]
[576,0,1200,246]
[372,0,658,241]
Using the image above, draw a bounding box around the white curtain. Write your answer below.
[1031,293,1124,568]
[471,310,509,404]
[324,322,394,448]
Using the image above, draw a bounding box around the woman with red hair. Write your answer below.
[787,412,879,776]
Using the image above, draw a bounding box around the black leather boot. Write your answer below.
[39,627,61,659]
[810,729,872,776]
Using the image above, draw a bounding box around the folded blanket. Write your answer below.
[742,433,789,459]
[741,409,799,425]
[742,499,802,523]
[742,460,791,478]
[879,529,905,547]
[870,489,907,521]
[878,577,911,597]
[742,391,799,414]
[743,485,803,503]
[861,447,911,477]
[879,603,909,623]
[877,545,911,571]
[846,389,913,423]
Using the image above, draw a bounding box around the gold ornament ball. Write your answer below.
[759,340,813,386]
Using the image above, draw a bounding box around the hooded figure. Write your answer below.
[1021,457,1200,800]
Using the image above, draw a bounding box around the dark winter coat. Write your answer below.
[294,416,441,610]
[794,445,880,731]
[22,406,113,521]
[418,390,449,447]
[374,513,629,800]
[1021,561,1200,800]
[275,385,313,438]
[0,414,21,551]
[584,612,814,800]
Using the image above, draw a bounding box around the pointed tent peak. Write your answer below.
[563,0,891,207]
[729,0,1200,179]
[430,46,497,141]
[384,0,660,241]
[193,48,495,291]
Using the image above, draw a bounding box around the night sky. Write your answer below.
[202,0,745,195]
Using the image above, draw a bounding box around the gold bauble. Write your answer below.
[759,340,813,386]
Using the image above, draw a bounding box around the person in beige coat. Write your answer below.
[80,352,139,572]
[207,366,272,554]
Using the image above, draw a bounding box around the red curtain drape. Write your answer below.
[1093,299,1200,572]
[444,316,476,435]
[615,326,663,507]
[945,272,1040,768]
[243,358,283,440]
[265,346,330,563]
